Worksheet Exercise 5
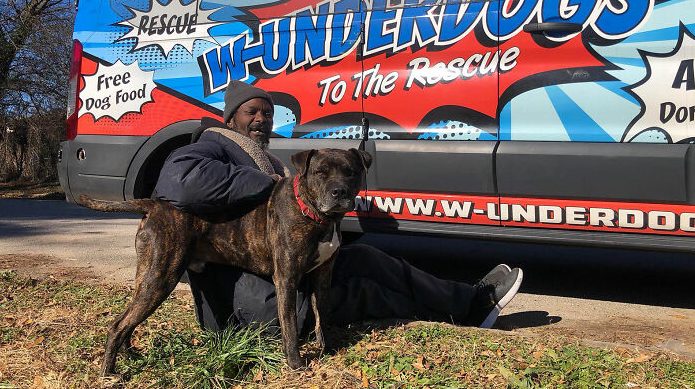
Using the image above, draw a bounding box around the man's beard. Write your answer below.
[250,127,270,149]
[243,124,270,149]
[255,137,269,150]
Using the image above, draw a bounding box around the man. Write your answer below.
[154,80,523,334]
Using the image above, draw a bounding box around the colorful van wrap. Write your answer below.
[74,0,693,142]
[63,0,695,244]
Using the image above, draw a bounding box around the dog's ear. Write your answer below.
[291,149,316,176]
[350,148,372,170]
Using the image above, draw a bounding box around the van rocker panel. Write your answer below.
[65,135,147,201]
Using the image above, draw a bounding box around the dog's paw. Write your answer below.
[286,356,308,371]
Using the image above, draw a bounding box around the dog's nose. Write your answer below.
[331,187,347,198]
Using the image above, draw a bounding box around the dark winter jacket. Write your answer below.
[153,124,283,219]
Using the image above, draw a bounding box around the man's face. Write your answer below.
[228,98,274,149]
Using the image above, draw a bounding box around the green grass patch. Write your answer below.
[1,270,693,388]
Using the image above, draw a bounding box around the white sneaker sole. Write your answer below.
[479,268,523,329]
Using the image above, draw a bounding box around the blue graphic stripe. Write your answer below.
[655,0,692,10]
[558,82,642,141]
[603,57,647,68]
[625,23,695,43]
[273,123,295,138]
[545,86,613,142]
[606,63,649,85]
[499,103,512,141]
[642,1,695,31]
[503,88,571,141]
[595,82,640,106]
[479,131,497,141]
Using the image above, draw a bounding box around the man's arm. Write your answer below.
[154,140,276,216]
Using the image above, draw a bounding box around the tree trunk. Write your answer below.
[0,0,57,96]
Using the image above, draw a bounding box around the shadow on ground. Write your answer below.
[355,233,695,309]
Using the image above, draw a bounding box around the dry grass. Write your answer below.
[0,181,64,200]
[1,270,694,388]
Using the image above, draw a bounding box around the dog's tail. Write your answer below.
[78,195,156,214]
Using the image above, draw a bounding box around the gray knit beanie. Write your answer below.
[223,80,274,124]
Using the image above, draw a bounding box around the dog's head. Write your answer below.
[291,148,372,216]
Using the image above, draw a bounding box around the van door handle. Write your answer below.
[523,22,582,34]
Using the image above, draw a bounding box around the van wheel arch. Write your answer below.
[125,120,201,200]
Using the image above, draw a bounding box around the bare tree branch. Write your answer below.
[0,0,73,182]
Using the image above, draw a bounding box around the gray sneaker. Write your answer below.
[475,264,511,289]
[468,267,523,329]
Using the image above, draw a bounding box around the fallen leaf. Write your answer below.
[31,336,45,346]
[31,375,44,389]
[626,354,652,364]
[412,355,427,371]
[20,318,34,326]
[253,369,264,382]
[481,350,495,358]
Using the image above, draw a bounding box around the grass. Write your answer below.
[0,180,64,199]
[0,270,281,388]
[1,270,693,388]
[340,325,695,388]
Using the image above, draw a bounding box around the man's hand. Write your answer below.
[270,173,282,182]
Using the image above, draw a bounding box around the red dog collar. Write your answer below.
[293,175,326,224]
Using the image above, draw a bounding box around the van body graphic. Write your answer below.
[59,0,695,251]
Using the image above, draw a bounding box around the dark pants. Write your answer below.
[186,243,476,333]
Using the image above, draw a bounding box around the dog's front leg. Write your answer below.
[309,260,334,352]
[273,271,303,369]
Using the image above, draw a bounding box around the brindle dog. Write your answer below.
[80,148,372,375]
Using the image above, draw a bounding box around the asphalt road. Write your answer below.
[1,199,694,358]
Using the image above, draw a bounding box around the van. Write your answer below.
[59,0,695,252]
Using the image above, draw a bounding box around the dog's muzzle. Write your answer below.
[319,184,355,213]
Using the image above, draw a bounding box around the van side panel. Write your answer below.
[63,0,695,244]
